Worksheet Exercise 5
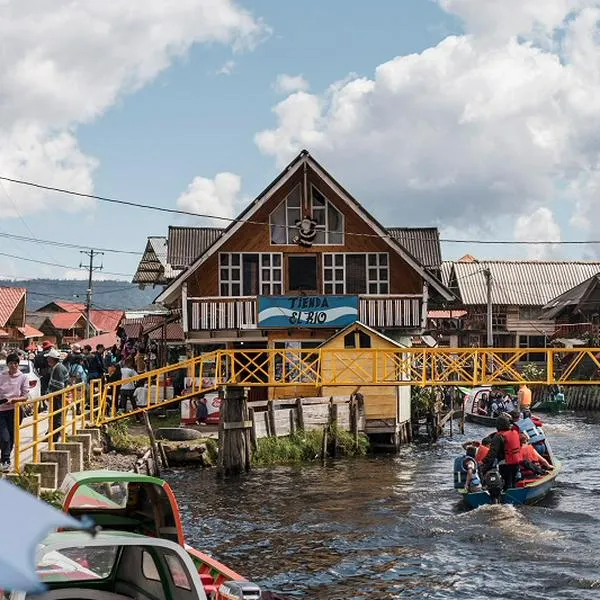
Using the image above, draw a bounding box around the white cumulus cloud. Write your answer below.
[273,74,310,95]
[514,207,562,259]
[176,172,245,225]
[255,1,600,257]
[0,0,267,220]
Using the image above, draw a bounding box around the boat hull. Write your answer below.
[459,463,560,508]
[464,412,497,427]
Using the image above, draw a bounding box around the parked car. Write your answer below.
[0,360,40,400]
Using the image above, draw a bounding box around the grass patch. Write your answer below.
[105,420,148,453]
[253,428,369,466]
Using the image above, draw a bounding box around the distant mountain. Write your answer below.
[0,279,162,311]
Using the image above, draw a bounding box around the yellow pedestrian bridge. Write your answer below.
[11,347,600,471]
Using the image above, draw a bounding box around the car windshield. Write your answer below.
[37,545,118,583]
[0,363,30,374]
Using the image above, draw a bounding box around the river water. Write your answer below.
[169,413,600,599]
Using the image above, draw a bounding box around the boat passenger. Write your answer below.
[464,446,482,493]
[519,432,553,475]
[482,415,521,490]
[518,383,532,411]
[476,435,493,464]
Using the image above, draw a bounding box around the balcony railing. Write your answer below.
[187,295,423,332]
[553,322,600,339]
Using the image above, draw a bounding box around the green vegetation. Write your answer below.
[411,387,440,418]
[7,470,40,495]
[41,489,65,509]
[105,420,148,453]
[252,427,369,466]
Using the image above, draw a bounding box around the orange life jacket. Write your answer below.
[475,444,489,464]
[499,429,521,465]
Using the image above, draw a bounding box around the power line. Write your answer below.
[0,250,131,278]
[1,173,599,246]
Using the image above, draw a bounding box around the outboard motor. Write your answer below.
[483,469,504,504]
[218,581,263,599]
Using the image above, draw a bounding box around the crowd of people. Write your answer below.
[458,408,554,494]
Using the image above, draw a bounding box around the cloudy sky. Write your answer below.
[1,0,600,281]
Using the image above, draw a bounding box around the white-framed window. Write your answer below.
[322,253,389,295]
[219,253,282,296]
[269,184,344,245]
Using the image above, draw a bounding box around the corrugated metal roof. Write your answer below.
[54,300,86,313]
[387,227,442,269]
[451,261,600,306]
[441,261,453,287]
[167,226,224,269]
[18,325,44,338]
[0,287,26,327]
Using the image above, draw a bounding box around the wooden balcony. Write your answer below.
[552,322,600,339]
[187,295,423,332]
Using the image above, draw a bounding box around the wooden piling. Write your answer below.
[351,398,359,448]
[217,386,252,476]
[267,400,276,438]
[296,398,305,431]
[321,426,328,465]
[142,412,160,477]
[330,400,339,458]
[248,407,258,450]
[289,409,296,435]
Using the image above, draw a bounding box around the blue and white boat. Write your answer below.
[454,418,560,507]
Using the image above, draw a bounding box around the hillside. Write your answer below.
[0,279,161,311]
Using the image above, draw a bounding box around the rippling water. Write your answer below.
[168,413,600,599]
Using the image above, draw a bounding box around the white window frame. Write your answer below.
[322,253,389,295]
[219,252,283,297]
[269,184,344,246]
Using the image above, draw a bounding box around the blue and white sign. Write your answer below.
[258,295,359,328]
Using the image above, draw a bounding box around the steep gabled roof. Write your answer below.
[132,236,180,286]
[0,287,26,327]
[51,312,88,330]
[318,321,408,349]
[449,260,600,306]
[157,151,453,304]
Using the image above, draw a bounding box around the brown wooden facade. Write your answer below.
[158,151,451,348]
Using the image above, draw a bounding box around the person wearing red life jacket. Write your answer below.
[482,415,522,490]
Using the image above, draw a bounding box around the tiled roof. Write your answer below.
[54,300,87,312]
[89,310,123,333]
[18,325,44,338]
[387,227,442,269]
[450,260,600,306]
[428,310,467,319]
[0,287,26,327]
[51,312,86,330]
[167,226,224,269]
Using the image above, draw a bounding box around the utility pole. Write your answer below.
[483,268,493,347]
[80,249,104,339]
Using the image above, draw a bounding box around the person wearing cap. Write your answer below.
[0,352,30,470]
[46,348,69,442]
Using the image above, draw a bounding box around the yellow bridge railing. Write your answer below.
[12,347,600,471]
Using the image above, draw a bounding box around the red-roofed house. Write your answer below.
[50,312,89,346]
[0,287,27,346]
[36,300,87,313]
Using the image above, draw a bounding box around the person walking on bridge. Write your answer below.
[0,352,30,471]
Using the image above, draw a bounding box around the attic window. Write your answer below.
[344,331,372,349]
[270,185,344,245]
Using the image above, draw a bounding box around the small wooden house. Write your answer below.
[319,321,411,447]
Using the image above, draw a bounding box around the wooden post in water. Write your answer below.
[217,385,252,477]
[351,396,359,449]
[248,407,258,450]
[142,412,160,477]
[267,400,276,438]
[330,399,339,458]
[296,398,305,431]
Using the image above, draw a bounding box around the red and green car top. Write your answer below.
[60,471,262,600]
